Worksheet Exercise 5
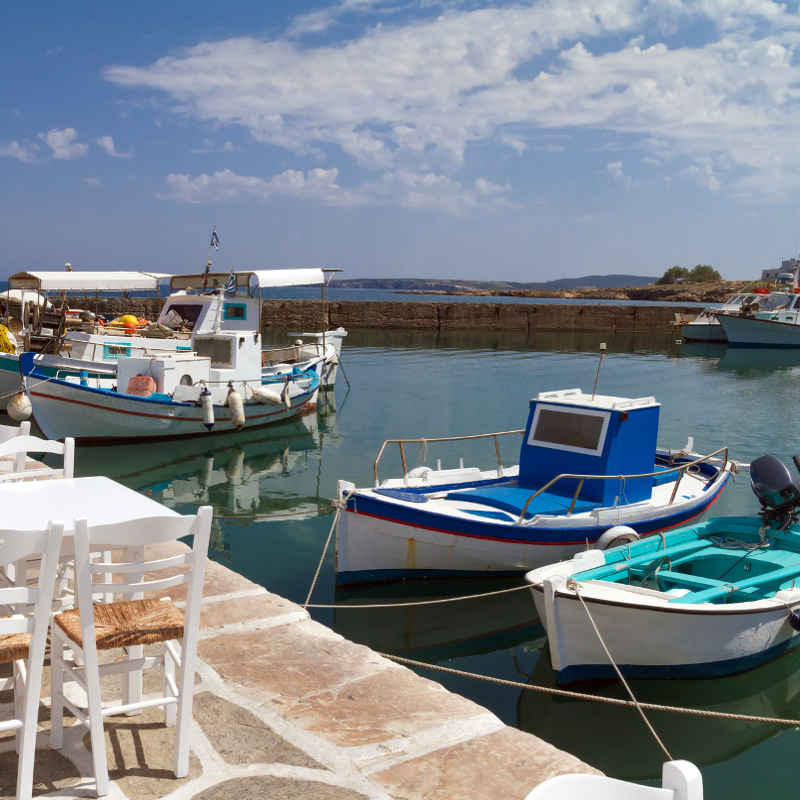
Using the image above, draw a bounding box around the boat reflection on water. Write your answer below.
[517,644,800,782]
[716,346,800,376]
[333,578,542,662]
[74,400,340,523]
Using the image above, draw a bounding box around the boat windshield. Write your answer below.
[759,293,791,311]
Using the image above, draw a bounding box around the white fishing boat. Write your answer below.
[20,320,319,442]
[718,291,800,347]
[526,455,800,683]
[680,291,792,342]
[1,267,346,406]
[335,388,732,585]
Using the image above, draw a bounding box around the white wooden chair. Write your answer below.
[0,419,30,444]
[0,433,75,483]
[0,521,64,800]
[524,760,703,800]
[49,506,213,797]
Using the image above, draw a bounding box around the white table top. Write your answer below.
[0,475,180,533]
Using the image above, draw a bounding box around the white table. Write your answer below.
[0,475,180,532]
[0,475,181,706]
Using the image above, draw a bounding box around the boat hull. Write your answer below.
[680,321,727,342]
[530,579,800,683]
[25,377,318,443]
[335,468,730,585]
[718,314,800,348]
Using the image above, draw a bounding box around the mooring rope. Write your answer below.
[569,579,673,760]
[380,652,800,728]
[305,582,532,609]
[304,493,353,609]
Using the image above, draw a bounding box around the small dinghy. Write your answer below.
[526,454,800,683]
[336,388,732,585]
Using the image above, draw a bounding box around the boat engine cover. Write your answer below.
[750,454,800,512]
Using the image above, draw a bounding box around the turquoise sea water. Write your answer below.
[72,329,800,798]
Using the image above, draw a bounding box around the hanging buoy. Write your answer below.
[250,385,284,405]
[280,379,292,410]
[7,391,32,421]
[200,386,214,430]
[226,386,246,429]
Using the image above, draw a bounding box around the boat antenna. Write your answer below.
[592,342,607,400]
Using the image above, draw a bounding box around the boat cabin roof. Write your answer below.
[169,268,341,294]
[534,388,659,412]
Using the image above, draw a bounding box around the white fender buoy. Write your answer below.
[200,455,214,488]
[596,525,640,550]
[226,448,245,483]
[250,385,284,405]
[227,387,246,429]
[280,380,292,410]
[7,391,32,422]
[200,387,214,431]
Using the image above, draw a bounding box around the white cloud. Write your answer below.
[605,160,633,188]
[0,140,38,163]
[96,135,133,158]
[104,0,800,202]
[160,166,512,213]
[38,128,88,159]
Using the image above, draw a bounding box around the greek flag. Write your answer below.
[223,267,236,294]
[210,227,220,250]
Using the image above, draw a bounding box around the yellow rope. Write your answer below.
[0,325,15,354]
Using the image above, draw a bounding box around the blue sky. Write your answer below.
[4,0,800,281]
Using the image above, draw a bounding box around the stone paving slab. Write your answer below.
[4,540,599,799]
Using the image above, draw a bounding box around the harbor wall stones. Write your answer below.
[260,299,694,333]
[87,297,693,333]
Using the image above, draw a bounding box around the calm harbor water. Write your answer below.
[71,329,800,799]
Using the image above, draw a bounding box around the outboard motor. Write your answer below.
[750,454,800,529]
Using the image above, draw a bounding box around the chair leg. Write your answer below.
[173,639,197,778]
[17,639,47,800]
[13,660,23,754]
[50,628,65,749]
[164,646,176,727]
[81,643,110,797]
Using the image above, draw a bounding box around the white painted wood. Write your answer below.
[0,433,74,482]
[0,521,64,800]
[524,760,703,799]
[49,505,212,797]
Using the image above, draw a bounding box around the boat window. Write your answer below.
[194,337,233,367]
[528,406,610,455]
[760,294,789,311]
[161,303,203,329]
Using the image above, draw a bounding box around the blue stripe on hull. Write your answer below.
[727,342,800,349]
[554,632,800,683]
[335,567,525,587]
[345,474,729,546]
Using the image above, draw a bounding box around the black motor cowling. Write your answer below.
[750,454,800,527]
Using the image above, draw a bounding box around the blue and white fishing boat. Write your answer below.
[526,455,800,683]
[20,323,319,443]
[335,388,732,585]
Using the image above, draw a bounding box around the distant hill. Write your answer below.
[336,275,656,291]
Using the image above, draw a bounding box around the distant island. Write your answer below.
[335,275,756,302]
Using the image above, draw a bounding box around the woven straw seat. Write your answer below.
[55,598,184,650]
[0,631,30,663]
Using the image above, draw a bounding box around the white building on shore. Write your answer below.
[761,257,800,283]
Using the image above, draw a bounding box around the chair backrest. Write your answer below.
[0,434,74,480]
[72,506,213,615]
[0,420,30,445]
[0,522,64,656]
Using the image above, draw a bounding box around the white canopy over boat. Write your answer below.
[10,271,171,292]
[169,267,339,293]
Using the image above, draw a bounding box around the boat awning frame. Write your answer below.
[168,268,341,293]
[10,271,172,292]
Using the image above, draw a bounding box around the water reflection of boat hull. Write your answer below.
[333,578,541,661]
[518,645,800,781]
[717,346,800,374]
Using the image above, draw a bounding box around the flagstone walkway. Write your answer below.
[2,543,598,799]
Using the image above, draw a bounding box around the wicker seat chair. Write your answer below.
[49,507,213,797]
[0,521,64,800]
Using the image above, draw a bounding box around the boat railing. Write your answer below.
[373,429,526,487]
[515,446,729,524]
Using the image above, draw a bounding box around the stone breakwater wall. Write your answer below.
[88,298,693,333]
[261,299,695,333]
